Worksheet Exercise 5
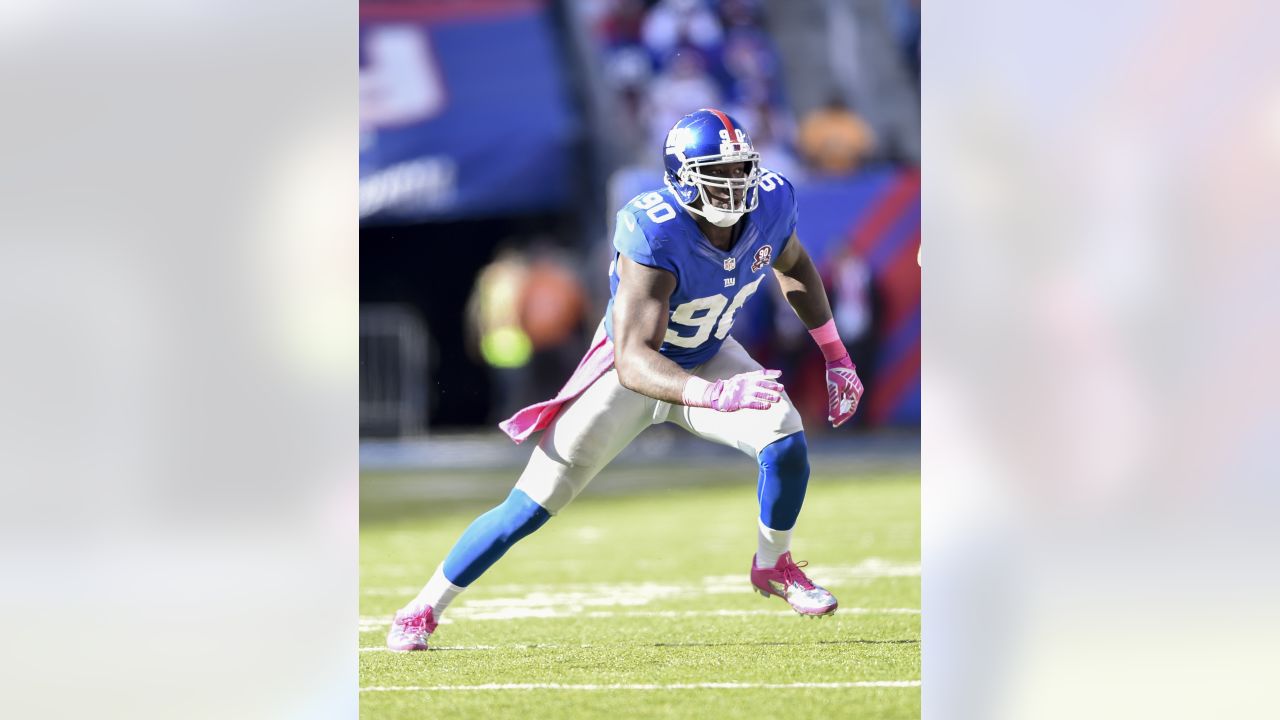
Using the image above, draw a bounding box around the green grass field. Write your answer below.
[361,460,919,719]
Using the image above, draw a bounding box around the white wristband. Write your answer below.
[681,376,713,407]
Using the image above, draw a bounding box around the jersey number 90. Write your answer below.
[665,275,766,348]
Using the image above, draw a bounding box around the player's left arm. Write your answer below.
[771,232,866,426]
[771,232,833,329]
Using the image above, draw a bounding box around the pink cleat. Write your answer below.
[386,605,437,651]
[751,552,838,616]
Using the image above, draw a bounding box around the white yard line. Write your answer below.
[364,560,920,597]
[361,681,920,692]
[360,646,497,652]
[359,607,920,629]
[361,562,919,630]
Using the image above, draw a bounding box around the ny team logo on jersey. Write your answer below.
[752,245,773,272]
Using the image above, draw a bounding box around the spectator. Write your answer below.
[718,0,763,28]
[717,0,783,107]
[830,252,878,402]
[729,99,803,180]
[465,242,590,422]
[603,44,655,163]
[721,31,779,104]
[465,246,534,423]
[796,96,876,176]
[889,0,921,90]
[646,47,723,157]
[519,244,591,401]
[641,0,724,63]
[596,0,646,48]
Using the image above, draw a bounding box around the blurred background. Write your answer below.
[359,0,921,444]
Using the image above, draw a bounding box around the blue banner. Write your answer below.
[360,1,579,222]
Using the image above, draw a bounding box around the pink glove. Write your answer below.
[682,369,784,412]
[824,354,864,427]
[809,318,864,427]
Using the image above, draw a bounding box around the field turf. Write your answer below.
[360,460,919,719]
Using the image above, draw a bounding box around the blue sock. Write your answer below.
[441,488,551,587]
[757,432,810,531]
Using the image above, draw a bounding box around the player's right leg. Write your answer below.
[387,368,655,651]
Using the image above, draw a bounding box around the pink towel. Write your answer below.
[499,334,616,444]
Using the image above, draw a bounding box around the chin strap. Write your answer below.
[673,194,743,227]
[701,204,744,227]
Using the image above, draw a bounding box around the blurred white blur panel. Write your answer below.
[925,1,1280,718]
[0,2,357,718]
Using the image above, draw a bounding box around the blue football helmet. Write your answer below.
[663,108,762,227]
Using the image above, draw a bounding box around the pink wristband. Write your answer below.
[681,376,713,407]
[808,319,848,362]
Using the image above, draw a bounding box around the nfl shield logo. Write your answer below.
[723,258,736,271]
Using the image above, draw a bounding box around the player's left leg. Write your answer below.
[750,432,837,615]
[664,336,838,616]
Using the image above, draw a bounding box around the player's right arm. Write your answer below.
[611,255,696,404]
[612,255,783,412]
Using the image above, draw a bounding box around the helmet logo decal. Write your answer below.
[665,127,696,156]
[751,245,773,272]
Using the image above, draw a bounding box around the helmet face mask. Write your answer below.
[663,109,763,227]
[681,156,762,225]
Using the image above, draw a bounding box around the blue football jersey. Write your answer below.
[603,170,798,368]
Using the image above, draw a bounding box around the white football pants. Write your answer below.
[514,336,804,514]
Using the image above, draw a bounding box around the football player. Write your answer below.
[388,108,864,651]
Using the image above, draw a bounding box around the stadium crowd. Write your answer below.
[580,0,920,175]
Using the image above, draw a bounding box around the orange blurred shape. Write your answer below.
[519,260,586,350]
